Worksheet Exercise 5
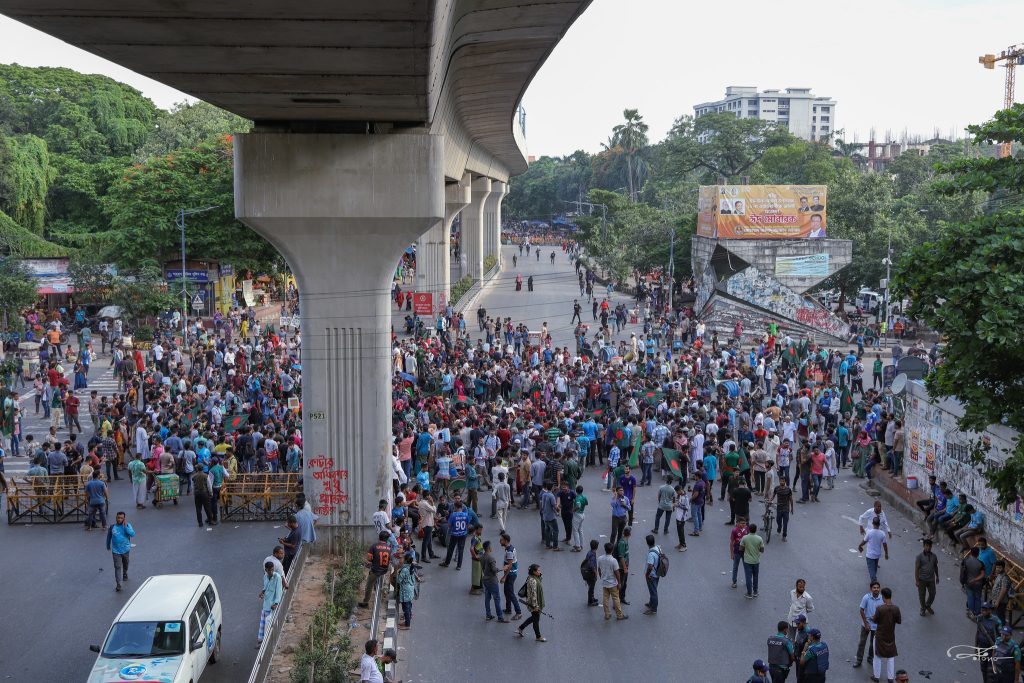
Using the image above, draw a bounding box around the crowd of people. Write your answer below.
[345,242,977,683]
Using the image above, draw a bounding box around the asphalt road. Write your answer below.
[397,246,982,683]
[1,357,281,682]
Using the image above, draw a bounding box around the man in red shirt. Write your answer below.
[65,392,82,434]
[809,447,826,502]
[729,518,749,590]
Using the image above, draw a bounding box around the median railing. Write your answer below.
[247,542,310,683]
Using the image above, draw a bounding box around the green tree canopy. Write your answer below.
[893,103,1024,507]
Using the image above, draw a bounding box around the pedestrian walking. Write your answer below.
[914,538,939,616]
[105,511,135,592]
[769,478,794,542]
[614,526,631,604]
[741,523,765,599]
[493,472,511,533]
[440,501,469,569]
[481,540,506,622]
[539,482,560,550]
[515,564,546,641]
[871,587,901,683]
[672,484,689,551]
[469,524,485,594]
[127,452,147,509]
[597,542,627,620]
[643,534,663,614]
[499,533,522,620]
[729,518,749,590]
[258,561,283,644]
[570,485,588,551]
[277,514,301,573]
[787,579,814,640]
[653,476,674,535]
[192,467,216,527]
[858,517,888,583]
[582,539,599,607]
[610,486,630,546]
[84,469,108,531]
[853,581,882,670]
[396,555,417,631]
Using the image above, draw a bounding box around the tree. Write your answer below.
[102,134,280,271]
[661,113,795,182]
[110,263,178,329]
[612,109,649,202]
[68,254,115,304]
[0,258,38,330]
[893,104,1024,507]
[137,101,251,159]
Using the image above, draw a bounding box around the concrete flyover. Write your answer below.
[0,0,592,532]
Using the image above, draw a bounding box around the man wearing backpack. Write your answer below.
[644,533,666,615]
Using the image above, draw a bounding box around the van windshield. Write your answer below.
[102,621,185,658]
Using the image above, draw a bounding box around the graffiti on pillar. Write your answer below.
[724,265,846,337]
[309,454,349,517]
[695,263,717,312]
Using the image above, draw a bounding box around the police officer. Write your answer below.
[767,620,795,682]
[991,626,1021,683]
[976,601,1002,683]
[748,659,770,683]
[800,628,829,683]
[792,614,810,681]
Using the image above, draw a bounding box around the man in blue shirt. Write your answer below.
[105,510,136,592]
[84,470,108,531]
[854,581,883,668]
[610,486,631,546]
[619,466,638,526]
[976,536,997,576]
[441,502,470,569]
[539,482,559,550]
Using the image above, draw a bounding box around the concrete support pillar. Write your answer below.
[235,133,444,533]
[463,177,492,280]
[416,173,470,311]
[484,180,507,267]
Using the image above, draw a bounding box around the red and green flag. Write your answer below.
[224,413,250,434]
[180,402,201,429]
[662,448,686,479]
[642,390,665,406]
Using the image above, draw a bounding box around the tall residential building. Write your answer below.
[693,86,837,142]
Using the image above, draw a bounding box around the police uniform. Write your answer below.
[801,640,829,683]
[991,637,1021,683]
[976,612,1002,683]
[767,630,795,682]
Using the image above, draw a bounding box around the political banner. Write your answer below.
[700,185,828,239]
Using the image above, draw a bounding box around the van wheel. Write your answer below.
[208,630,221,664]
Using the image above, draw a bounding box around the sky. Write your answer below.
[2,0,1023,158]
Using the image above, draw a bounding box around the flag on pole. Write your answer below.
[629,430,643,468]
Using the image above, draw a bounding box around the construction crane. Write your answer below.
[979,44,1024,157]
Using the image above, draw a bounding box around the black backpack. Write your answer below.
[580,557,596,582]
[655,547,669,577]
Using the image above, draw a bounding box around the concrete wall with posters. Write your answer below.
[903,380,1024,557]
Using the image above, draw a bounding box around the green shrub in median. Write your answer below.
[450,275,475,306]
[483,254,497,273]
[290,543,365,683]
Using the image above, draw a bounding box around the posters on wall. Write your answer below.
[775,253,830,277]
[723,265,847,337]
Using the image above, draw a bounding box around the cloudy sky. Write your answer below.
[2,0,1023,158]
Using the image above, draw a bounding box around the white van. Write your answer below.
[857,289,882,313]
[88,575,222,683]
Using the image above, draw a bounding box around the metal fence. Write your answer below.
[220,473,303,521]
[6,475,89,524]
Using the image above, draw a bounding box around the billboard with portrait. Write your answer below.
[699,185,827,239]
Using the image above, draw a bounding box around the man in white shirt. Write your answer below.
[360,639,385,683]
[857,501,892,538]
[263,546,290,589]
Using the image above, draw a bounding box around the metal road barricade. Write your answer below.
[6,475,89,524]
[220,473,303,521]
[247,543,310,683]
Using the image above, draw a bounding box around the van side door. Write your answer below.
[188,594,212,679]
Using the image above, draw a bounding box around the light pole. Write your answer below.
[176,206,218,346]
[667,227,676,312]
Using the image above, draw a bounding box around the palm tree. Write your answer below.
[612,109,649,202]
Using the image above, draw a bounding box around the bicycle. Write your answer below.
[761,502,775,544]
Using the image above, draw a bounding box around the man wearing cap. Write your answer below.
[766,620,795,683]
[791,614,810,669]
[914,538,939,616]
[799,628,829,683]
[991,626,1021,683]
[976,601,1002,683]
[747,659,770,683]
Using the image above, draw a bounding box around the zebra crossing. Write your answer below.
[5,361,120,477]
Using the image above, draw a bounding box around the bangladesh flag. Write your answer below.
[224,413,250,434]
[180,402,201,429]
[662,448,686,479]
[642,390,664,406]
[629,430,643,468]
[840,386,854,416]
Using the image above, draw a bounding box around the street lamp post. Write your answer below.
[175,206,218,347]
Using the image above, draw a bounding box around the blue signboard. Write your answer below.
[166,268,210,282]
